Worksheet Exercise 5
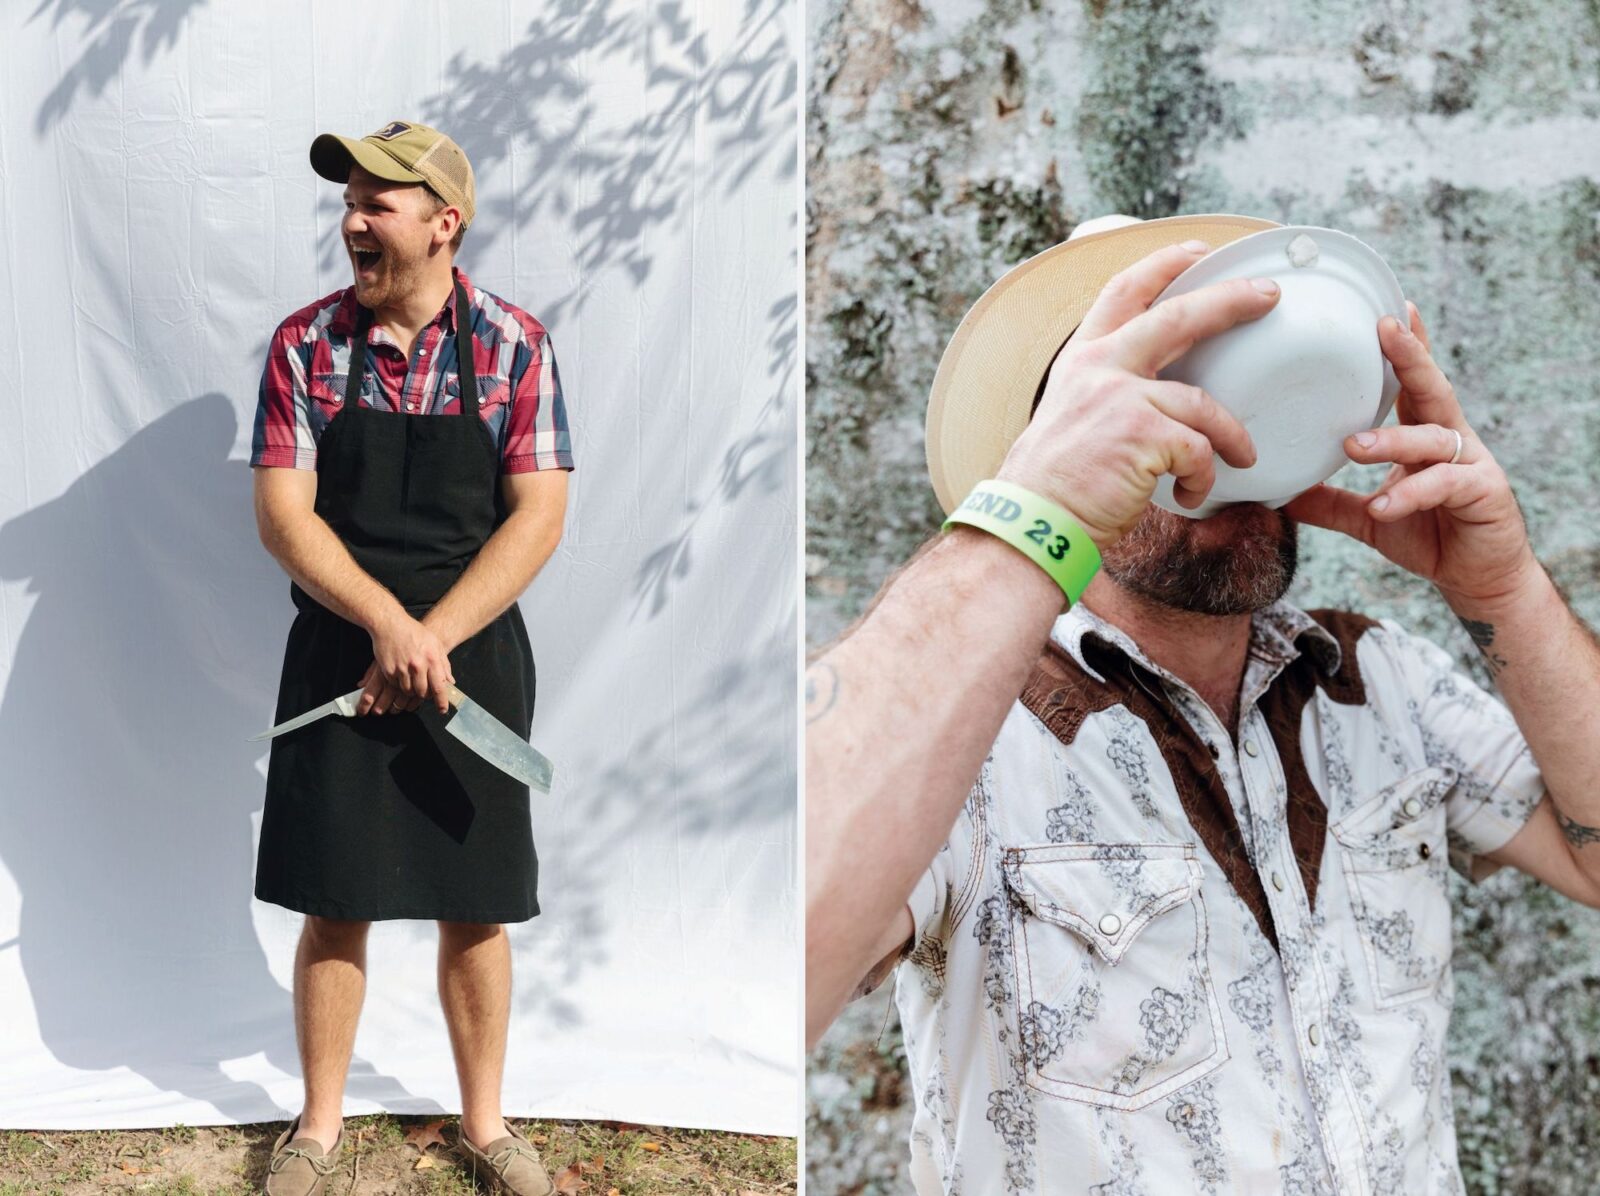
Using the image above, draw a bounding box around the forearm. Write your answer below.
[805,528,1064,1044]
[259,503,406,635]
[1443,563,1600,869]
[422,509,562,652]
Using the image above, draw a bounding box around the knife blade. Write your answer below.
[444,684,555,794]
[249,687,365,741]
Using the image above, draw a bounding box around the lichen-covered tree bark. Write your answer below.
[806,1,1600,1191]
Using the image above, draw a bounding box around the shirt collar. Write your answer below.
[1050,596,1343,687]
[328,266,474,339]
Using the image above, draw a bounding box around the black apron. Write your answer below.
[255,283,539,923]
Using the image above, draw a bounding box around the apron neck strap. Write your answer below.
[453,281,478,419]
[345,301,373,407]
[343,283,478,417]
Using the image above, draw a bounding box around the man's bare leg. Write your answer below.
[292,915,371,1151]
[438,921,512,1148]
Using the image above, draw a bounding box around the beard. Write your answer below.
[1099,502,1299,616]
[350,240,428,309]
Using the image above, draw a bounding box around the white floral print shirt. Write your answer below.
[894,599,1545,1195]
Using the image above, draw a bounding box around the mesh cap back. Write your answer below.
[413,136,476,229]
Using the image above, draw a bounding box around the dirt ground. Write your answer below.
[0,1116,796,1196]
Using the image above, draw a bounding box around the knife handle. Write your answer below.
[445,684,468,709]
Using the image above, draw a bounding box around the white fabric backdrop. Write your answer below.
[0,0,797,1134]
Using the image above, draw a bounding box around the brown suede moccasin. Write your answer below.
[455,1120,555,1195]
[264,1115,344,1196]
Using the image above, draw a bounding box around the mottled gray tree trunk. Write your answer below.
[806,1,1600,1191]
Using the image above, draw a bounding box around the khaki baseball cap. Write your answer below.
[310,120,476,229]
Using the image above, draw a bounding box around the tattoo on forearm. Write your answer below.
[1457,616,1508,677]
[806,661,841,725]
[1558,811,1600,849]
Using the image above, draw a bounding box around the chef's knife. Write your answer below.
[444,684,554,794]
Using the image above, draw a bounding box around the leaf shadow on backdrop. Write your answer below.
[412,0,799,1025]
[423,0,797,625]
[7,0,797,1103]
[29,0,207,134]
[0,397,426,1120]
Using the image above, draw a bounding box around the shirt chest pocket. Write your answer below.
[1329,765,1457,1011]
[309,371,360,420]
[1000,843,1229,1111]
[444,373,509,413]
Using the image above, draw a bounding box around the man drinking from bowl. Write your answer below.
[806,215,1600,1193]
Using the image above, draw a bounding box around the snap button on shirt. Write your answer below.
[1098,913,1122,936]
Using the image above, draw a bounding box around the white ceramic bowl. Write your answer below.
[1149,225,1408,518]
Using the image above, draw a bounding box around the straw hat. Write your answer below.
[924,213,1279,514]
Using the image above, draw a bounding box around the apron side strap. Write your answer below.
[454,281,479,419]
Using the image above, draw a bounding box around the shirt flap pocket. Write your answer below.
[446,373,508,409]
[1002,843,1199,965]
[309,371,349,406]
[1330,765,1458,850]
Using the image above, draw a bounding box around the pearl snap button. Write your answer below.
[1402,797,1422,818]
[1098,914,1122,936]
[1308,1023,1321,1046]
[1271,872,1285,892]
[1243,739,1260,758]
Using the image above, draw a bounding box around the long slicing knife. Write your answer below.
[249,688,364,742]
[250,685,554,794]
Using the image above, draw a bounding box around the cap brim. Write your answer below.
[309,133,427,186]
[924,214,1280,514]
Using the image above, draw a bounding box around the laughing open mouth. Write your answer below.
[351,246,382,271]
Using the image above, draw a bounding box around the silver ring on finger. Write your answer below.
[1447,428,1463,465]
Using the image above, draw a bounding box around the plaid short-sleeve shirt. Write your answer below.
[895,598,1545,1196]
[250,267,573,474]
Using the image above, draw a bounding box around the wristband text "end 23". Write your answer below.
[955,490,1073,560]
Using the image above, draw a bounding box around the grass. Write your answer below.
[0,1117,796,1195]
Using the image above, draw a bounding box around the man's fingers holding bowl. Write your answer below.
[1159,421,1221,508]
[1379,313,1464,429]
[1282,483,1377,545]
[1075,240,1212,342]
[1146,382,1257,471]
[1407,301,1430,349]
[1366,463,1488,521]
[1115,276,1281,376]
[1345,423,1473,468]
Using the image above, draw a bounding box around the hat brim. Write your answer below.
[309,133,427,186]
[925,214,1280,514]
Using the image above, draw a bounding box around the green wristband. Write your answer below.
[942,480,1102,604]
